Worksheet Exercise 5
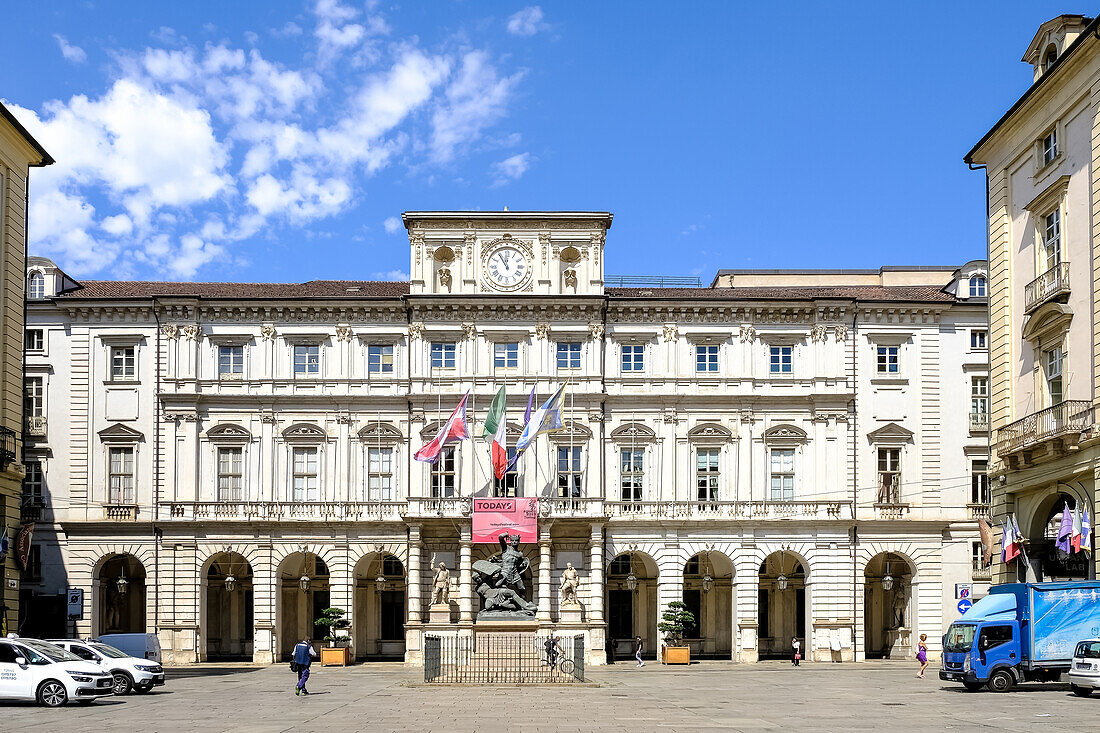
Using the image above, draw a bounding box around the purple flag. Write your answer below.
[506,386,537,471]
[1056,505,1075,553]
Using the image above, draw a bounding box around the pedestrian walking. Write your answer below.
[293,636,318,695]
[792,636,801,667]
[634,635,644,667]
[916,634,928,678]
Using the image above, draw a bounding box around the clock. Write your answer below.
[485,246,529,289]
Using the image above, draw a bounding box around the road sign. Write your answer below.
[957,598,973,614]
[956,584,972,600]
[67,588,84,619]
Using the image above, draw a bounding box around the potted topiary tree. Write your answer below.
[315,607,352,666]
[657,601,695,664]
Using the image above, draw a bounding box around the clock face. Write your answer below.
[486,246,529,289]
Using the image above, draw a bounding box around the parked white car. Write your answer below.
[1069,638,1100,697]
[0,636,114,706]
[48,639,165,695]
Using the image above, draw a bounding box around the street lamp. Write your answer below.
[626,550,638,592]
[375,574,386,593]
[299,574,311,592]
[224,574,238,593]
[776,548,788,591]
[882,558,894,591]
[702,550,713,593]
[116,571,129,596]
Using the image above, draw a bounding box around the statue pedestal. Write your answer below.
[429,603,454,624]
[559,605,584,624]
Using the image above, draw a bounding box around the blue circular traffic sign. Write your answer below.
[959,587,970,599]
[958,599,973,614]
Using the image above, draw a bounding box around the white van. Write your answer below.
[0,637,114,706]
[48,639,165,695]
[94,633,162,664]
[1069,638,1100,696]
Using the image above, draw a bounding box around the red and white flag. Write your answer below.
[414,392,470,463]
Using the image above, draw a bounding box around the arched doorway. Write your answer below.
[353,554,406,660]
[204,552,254,661]
[758,550,807,660]
[278,552,330,661]
[682,551,734,659]
[605,551,658,660]
[96,554,146,635]
[1029,492,1092,581]
[863,552,915,659]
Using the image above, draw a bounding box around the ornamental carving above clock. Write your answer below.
[481,234,534,292]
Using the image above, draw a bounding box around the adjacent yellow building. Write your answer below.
[0,102,53,633]
[966,14,1100,582]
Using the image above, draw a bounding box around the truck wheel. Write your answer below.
[962,681,983,692]
[1071,684,1092,697]
[987,669,1015,693]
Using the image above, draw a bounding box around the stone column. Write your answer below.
[589,523,605,622]
[537,526,552,622]
[459,524,473,622]
[407,525,422,622]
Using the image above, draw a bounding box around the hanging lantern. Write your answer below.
[299,574,311,592]
[375,574,386,592]
[626,573,638,592]
[116,573,129,595]
[776,573,788,591]
[224,574,238,593]
[702,573,713,593]
[882,559,894,591]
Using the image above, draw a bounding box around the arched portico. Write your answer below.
[201,552,254,661]
[353,553,406,660]
[757,550,808,660]
[605,551,658,660]
[682,551,734,659]
[276,551,331,660]
[94,554,147,635]
[863,551,916,659]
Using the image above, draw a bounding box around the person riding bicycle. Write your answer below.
[544,635,562,666]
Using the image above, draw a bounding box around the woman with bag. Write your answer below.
[792,636,801,666]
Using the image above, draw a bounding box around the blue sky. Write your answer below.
[0,1,1078,283]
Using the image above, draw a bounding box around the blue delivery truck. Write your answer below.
[940,581,1100,692]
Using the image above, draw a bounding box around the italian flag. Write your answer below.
[483,386,508,480]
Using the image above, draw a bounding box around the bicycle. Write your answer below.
[541,648,576,676]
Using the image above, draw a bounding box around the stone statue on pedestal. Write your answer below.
[432,563,451,605]
[559,562,580,607]
[473,533,537,619]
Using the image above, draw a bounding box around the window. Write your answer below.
[383,556,403,576]
[430,447,456,497]
[367,447,393,501]
[27,272,45,299]
[696,345,718,373]
[877,448,901,504]
[24,329,43,352]
[494,343,518,369]
[557,445,582,498]
[1042,129,1058,165]
[622,345,644,372]
[22,461,43,506]
[977,625,1014,651]
[292,447,319,501]
[216,447,243,501]
[769,448,794,501]
[972,541,991,573]
[970,330,987,350]
[23,377,43,418]
[608,555,632,576]
[1044,347,1064,405]
[968,275,987,297]
[368,345,394,374]
[971,460,989,504]
[110,346,135,379]
[1043,210,1061,272]
[971,377,988,417]
[431,342,456,368]
[493,447,520,497]
[218,345,243,378]
[556,342,581,369]
[876,346,899,374]
[293,345,320,375]
[108,447,135,504]
[769,346,792,374]
[1044,45,1057,71]
[696,448,719,502]
[620,448,644,503]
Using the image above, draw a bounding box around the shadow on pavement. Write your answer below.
[164,665,267,679]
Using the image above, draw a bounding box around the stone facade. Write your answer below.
[21,212,987,665]
[966,15,1100,583]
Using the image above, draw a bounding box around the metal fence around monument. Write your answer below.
[424,633,584,683]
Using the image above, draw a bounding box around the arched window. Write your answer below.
[968,275,987,298]
[27,272,45,299]
[1044,44,1058,71]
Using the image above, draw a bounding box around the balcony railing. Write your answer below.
[20,501,43,522]
[967,503,991,520]
[403,497,472,518]
[24,415,46,437]
[1024,261,1070,313]
[872,502,911,519]
[604,500,853,521]
[163,501,406,521]
[104,504,138,521]
[972,560,992,580]
[538,497,605,518]
[995,400,1094,456]
[969,413,989,432]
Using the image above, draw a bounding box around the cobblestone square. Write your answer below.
[4,661,1100,732]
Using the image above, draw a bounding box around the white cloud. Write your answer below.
[383,216,401,234]
[491,152,531,186]
[372,269,409,280]
[507,7,546,36]
[101,214,134,236]
[54,34,87,63]
[431,51,524,164]
[273,21,303,38]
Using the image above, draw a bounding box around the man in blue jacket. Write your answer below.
[293,636,318,695]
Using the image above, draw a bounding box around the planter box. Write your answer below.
[663,646,690,665]
[321,646,350,666]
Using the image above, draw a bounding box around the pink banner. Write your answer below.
[472,497,538,543]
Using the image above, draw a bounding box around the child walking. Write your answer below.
[916,634,928,678]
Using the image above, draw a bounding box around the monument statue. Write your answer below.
[432,562,451,605]
[559,562,580,607]
[473,533,537,619]
[890,581,908,629]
